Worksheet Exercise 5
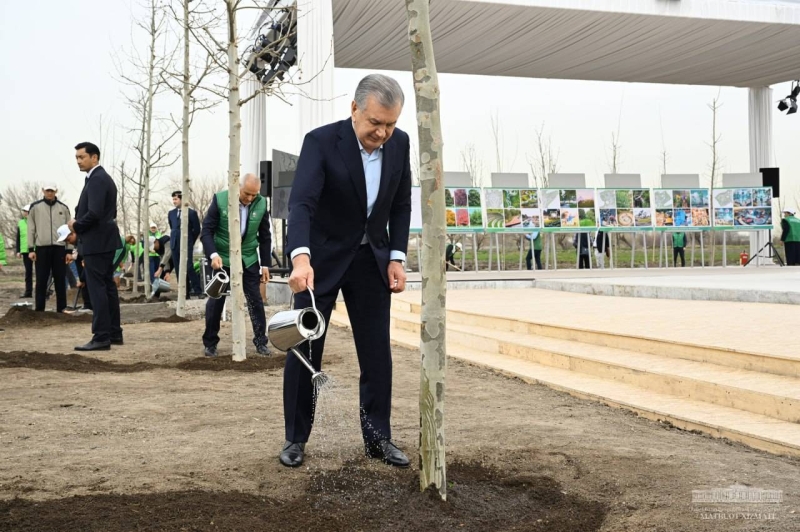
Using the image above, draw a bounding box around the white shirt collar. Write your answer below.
[86,165,100,179]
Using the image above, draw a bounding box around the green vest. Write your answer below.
[673,233,685,248]
[785,216,800,243]
[113,236,126,267]
[533,233,543,251]
[126,241,144,259]
[213,190,267,268]
[149,231,162,257]
[18,218,28,253]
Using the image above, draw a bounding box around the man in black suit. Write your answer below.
[200,173,272,357]
[69,142,123,351]
[168,190,202,298]
[281,74,411,469]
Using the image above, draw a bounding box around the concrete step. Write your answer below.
[384,327,800,459]
[384,309,800,424]
[389,297,800,378]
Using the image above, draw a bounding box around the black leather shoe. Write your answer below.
[279,441,305,468]
[204,346,218,357]
[110,335,124,345]
[365,440,410,468]
[255,343,271,356]
[20,293,32,298]
[74,341,111,351]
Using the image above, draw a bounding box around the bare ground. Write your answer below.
[0,274,798,530]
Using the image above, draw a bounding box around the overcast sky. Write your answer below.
[1,0,798,210]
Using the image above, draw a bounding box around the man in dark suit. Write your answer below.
[200,173,272,357]
[69,142,123,351]
[168,190,202,297]
[281,74,411,469]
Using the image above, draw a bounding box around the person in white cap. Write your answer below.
[27,185,72,312]
[16,204,33,297]
[445,241,462,270]
[780,208,800,266]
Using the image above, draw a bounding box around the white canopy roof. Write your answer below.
[332,0,800,87]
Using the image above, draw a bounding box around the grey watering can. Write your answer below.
[205,269,230,299]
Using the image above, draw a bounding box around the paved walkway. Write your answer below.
[395,288,794,360]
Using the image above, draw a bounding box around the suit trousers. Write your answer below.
[202,262,267,348]
[34,246,67,312]
[673,247,686,267]
[172,246,202,296]
[83,251,122,343]
[22,255,34,295]
[786,242,800,266]
[283,245,393,444]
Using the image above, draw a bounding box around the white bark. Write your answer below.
[406,0,447,501]
[226,0,247,361]
[177,0,192,316]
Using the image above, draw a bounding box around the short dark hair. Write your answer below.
[172,190,182,198]
[75,142,101,158]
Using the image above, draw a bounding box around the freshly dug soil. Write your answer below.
[0,351,286,373]
[120,295,173,304]
[174,353,287,372]
[0,351,159,373]
[0,461,607,532]
[149,314,191,323]
[0,307,93,327]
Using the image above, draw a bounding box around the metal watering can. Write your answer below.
[205,269,230,299]
[267,288,328,386]
[151,278,172,298]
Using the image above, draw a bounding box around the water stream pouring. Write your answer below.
[267,289,328,386]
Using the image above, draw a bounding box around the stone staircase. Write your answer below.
[330,297,800,458]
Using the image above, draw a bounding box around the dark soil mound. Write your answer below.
[0,307,93,328]
[175,354,287,372]
[149,314,191,323]
[121,295,173,304]
[0,461,607,532]
[0,351,158,373]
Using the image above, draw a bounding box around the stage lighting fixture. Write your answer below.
[777,80,800,115]
[241,3,297,89]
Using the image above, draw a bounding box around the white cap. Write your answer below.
[149,221,157,228]
[56,224,71,243]
[43,184,57,191]
[455,242,463,250]
[784,208,796,215]
[22,204,30,211]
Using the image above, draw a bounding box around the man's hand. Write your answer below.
[261,267,270,284]
[211,255,223,270]
[28,252,36,262]
[67,218,75,232]
[288,254,314,293]
[15,252,21,259]
[387,261,406,293]
[77,281,84,288]
[164,272,171,282]
[65,254,74,265]
[154,267,162,278]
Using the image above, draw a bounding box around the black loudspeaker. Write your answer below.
[760,167,780,198]
[259,160,272,197]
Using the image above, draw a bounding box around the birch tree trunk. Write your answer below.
[406,0,447,501]
[142,1,158,299]
[176,0,192,317]
[226,0,247,361]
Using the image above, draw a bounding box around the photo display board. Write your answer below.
[484,188,540,232]
[410,186,422,233]
[597,189,652,229]
[712,187,773,228]
[444,187,484,232]
[540,188,597,230]
[652,188,711,228]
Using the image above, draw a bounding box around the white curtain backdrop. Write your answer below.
[297,0,336,136]
[748,86,773,265]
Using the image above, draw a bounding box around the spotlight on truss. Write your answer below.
[243,3,297,89]
[777,80,800,115]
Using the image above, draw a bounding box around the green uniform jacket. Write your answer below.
[0,234,6,265]
[673,232,686,248]
[212,190,268,269]
[17,218,28,254]
[781,216,800,243]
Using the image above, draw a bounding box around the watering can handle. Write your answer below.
[289,287,318,312]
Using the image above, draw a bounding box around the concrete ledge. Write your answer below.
[535,280,800,305]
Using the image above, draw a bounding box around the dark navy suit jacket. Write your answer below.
[287,118,412,294]
[168,206,201,253]
[74,165,120,256]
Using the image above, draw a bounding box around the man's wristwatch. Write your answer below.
[390,259,406,266]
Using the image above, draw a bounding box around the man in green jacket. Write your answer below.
[781,208,800,266]
[200,174,272,357]
[16,204,33,297]
[672,232,687,267]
